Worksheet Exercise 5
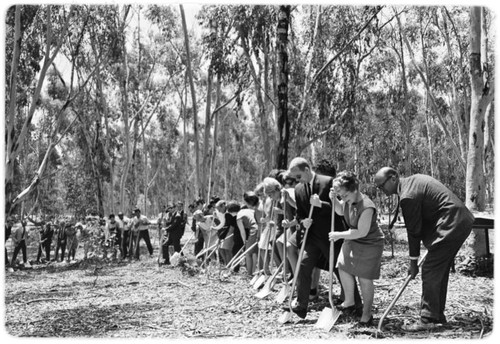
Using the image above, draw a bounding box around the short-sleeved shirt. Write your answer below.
[237,208,258,237]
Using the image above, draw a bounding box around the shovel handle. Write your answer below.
[228,242,258,269]
[179,232,196,256]
[376,251,428,333]
[287,205,315,310]
[327,199,335,310]
[226,246,245,268]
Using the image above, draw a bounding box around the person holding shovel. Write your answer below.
[237,192,261,276]
[374,167,474,331]
[283,157,341,319]
[163,202,187,265]
[329,171,385,326]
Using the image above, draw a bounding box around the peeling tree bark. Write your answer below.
[276,5,290,170]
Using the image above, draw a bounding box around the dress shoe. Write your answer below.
[357,315,374,327]
[309,288,319,301]
[282,305,307,319]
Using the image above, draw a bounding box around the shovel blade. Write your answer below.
[253,275,267,290]
[255,285,272,299]
[170,252,180,266]
[278,311,293,324]
[275,285,289,303]
[314,307,341,331]
[250,273,260,285]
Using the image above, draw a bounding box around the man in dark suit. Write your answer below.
[284,157,357,319]
[375,167,474,331]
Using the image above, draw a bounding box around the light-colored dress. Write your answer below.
[258,197,276,250]
[337,194,385,280]
[197,216,217,249]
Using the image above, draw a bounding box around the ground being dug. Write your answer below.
[4,231,494,340]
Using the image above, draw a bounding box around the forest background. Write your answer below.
[2,1,496,248]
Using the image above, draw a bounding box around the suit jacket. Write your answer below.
[295,173,341,243]
[399,174,474,257]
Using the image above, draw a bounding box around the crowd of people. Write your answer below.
[4,156,475,332]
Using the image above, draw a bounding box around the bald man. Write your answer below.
[374,167,474,331]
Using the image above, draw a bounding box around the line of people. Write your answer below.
[4,156,475,332]
[188,156,474,332]
[4,207,167,267]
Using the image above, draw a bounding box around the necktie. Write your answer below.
[389,196,400,229]
[305,182,311,200]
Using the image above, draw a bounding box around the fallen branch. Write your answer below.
[26,297,68,304]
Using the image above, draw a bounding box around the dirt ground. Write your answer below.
[3,227,495,340]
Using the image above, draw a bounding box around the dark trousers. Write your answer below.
[162,232,182,263]
[194,230,204,255]
[122,230,130,258]
[134,230,153,258]
[297,236,361,310]
[421,225,472,322]
[231,228,244,272]
[11,240,27,264]
[37,241,51,261]
[54,239,66,261]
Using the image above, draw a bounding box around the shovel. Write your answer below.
[253,219,273,288]
[255,260,284,299]
[275,194,289,303]
[250,224,263,285]
[376,251,428,335]
[228,242,258,270]
[201,234,234,267]
[220,246,245,278]
[171,232,196,266]
[315,203,341,331]
[225,246,245,269]
[278,204,315,324]
[253,203,276,289]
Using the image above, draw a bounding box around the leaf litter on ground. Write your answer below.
[4,236,494,339]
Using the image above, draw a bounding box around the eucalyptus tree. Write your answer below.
[4,5,95,216]
[467,6,495,213]
[231,5,277,175]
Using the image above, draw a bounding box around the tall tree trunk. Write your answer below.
[180,4,201,198]
[276,5,290,170]
[119,5,132,212]
[424,99,435,178]
[440,9,467,161]
[466,7,488,212]
[465,7,495,259]
[202,66,214,198]
[207,74,222,201]
[400,27,411,175]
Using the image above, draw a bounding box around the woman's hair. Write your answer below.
[314,158,337,178]
[226,201,241,213]
[254,182,265,197]
[333,171,359,192]
[215,200,226,211]
[268,169,287,185]
[281,170,297,186]
[243,191,260,207]
[263,177,282,195]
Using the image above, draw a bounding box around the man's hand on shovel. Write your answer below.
[408,259,419,279]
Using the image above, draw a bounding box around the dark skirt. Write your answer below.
[337,239,384,280]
